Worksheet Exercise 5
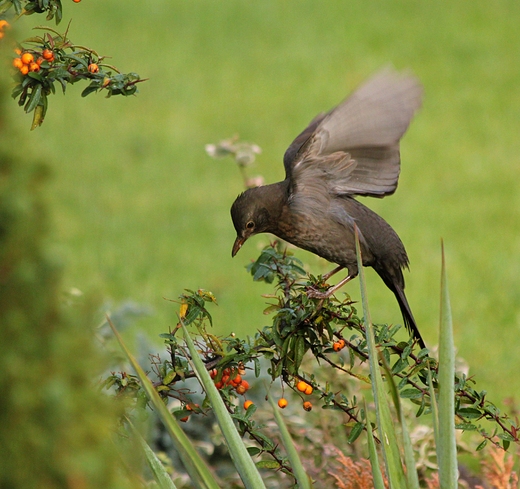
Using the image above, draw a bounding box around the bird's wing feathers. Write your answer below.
[285,67,422,197]
[283,112,327,173]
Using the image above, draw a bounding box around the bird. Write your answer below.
[230,67,425,349]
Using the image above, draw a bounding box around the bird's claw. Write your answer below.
[306,286,332,299]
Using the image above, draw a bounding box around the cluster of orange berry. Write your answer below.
[333,338,346,352]
[0,19,9,39]
[12,48,54,76]
[277,379,314,412]
[180,403,199,423]
[296,380,313,396]
[210,367,250,395]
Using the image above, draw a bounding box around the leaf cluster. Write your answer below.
[1,0,62,23]
[11,27,144,129]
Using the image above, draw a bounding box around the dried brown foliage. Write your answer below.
[329,449,388,489]
[476,445,518,489]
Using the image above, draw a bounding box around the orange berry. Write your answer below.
[180,416,189,422]
[73,0,81,3]
[333,339,346,352]
[21,52,34,65]
[214,380,223,389]
[296,381,308,392]
[13,58,23,69]
[42,49,54,60]
[0,20,9,30]
[36,57,45,66]
[29,62,40,72]
[209,368,217,379]
[244,400,254,410]
[236,384,247,395]
[232,374,242,385]
[278,398,288,409]
[19,64,29,75]
[221,375,230,385]
[303,401,312,412]
[304,385,313,395]
[88,63,99,73]
[240,380,250,391]
[14,48,22,55]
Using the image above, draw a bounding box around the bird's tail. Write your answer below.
[375,265,426,349]
[393,285,426,350]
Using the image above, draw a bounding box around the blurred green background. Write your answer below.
[10,1,520,402]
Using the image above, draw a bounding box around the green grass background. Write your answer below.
[10,1,520,403]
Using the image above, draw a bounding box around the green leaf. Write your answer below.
[400,388,423,399]
[497,432,515,441]
[436,241,458,488]
[255,460,281,470]
[127,419,178,489]
[347,421,364,444]
[81,82,100,97]
[25,84,42,113]
[246,447,262,457]
[268,393,313,489]
[456,407,481,419]
[254,357,261,377]
[163,370,176,386]
[364,400,386,489]
[399,402,420,489]
[0,1,15,15]
[27,71,44,82]
[476,439,488,451]
[62,53,89,68]
[292,335,306,371]
[30,104,45,131]
[455,423,477,431]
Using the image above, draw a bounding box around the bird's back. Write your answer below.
[337,196,409,276]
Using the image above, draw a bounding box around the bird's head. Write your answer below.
[230,187,273,257]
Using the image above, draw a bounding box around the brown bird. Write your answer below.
[230,68,425,348]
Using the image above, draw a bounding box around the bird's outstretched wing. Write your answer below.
[283,67,423,197]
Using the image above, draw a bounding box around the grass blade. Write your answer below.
[127,418,178,489]
[380,358,420,489]
[428,369,439,444]
[437,241,458,487]
[268,393,313,489]
[364,400,386,489]
[354,226,407,488]
[107,317,219,489]
[180,321,267,489]
[399,406,420,489]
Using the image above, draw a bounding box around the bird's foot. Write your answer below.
[306,286,333,299]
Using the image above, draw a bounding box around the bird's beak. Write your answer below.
[232,236,245,257]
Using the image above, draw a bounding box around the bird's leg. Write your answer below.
[321,265,344,281]
[307,273,355,299]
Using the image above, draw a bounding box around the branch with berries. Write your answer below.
[1,0,145,129]
[10,26,145,129]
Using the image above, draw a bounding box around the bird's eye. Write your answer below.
[246,220,255,230]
